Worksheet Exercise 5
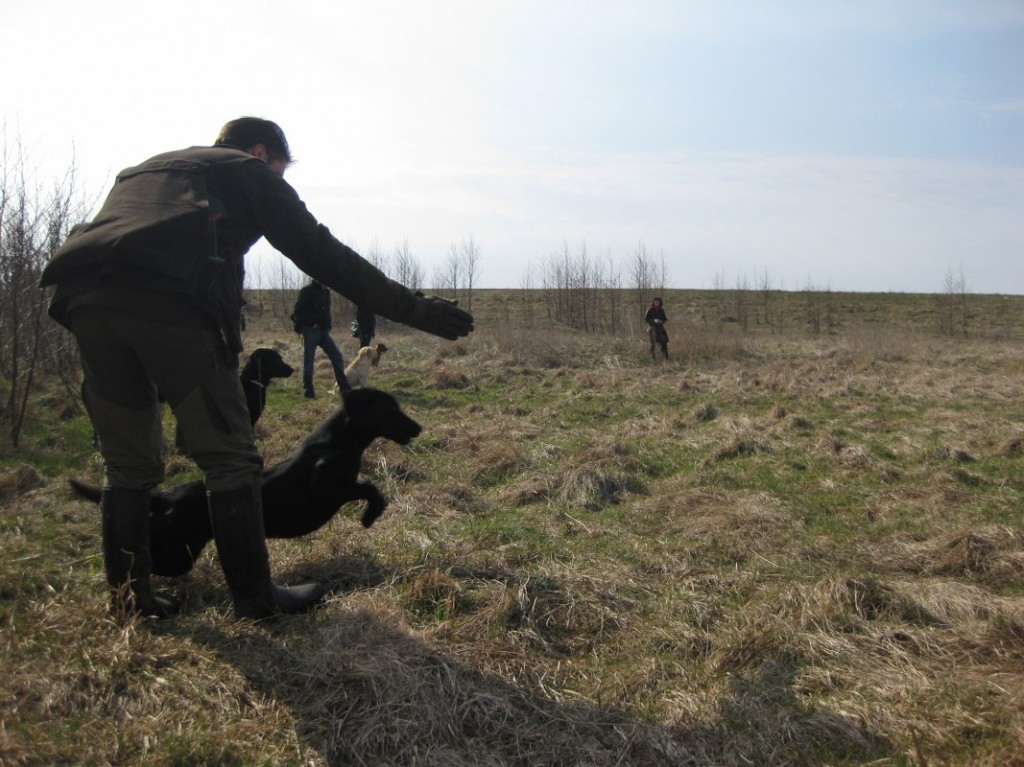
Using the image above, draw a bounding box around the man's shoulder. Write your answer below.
[153,145,256,162]
[295,284,319,306]
[120,146,260,176]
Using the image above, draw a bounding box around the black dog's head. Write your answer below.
[243,348,295,385]
[340,388,422,445]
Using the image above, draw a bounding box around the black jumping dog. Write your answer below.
[71,388,422,576]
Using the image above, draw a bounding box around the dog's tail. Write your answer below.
[68,478,102,503]
[68,477,172,512]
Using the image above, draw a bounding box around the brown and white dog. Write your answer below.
[344,341,388,388]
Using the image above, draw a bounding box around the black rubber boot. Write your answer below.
[207,482,326,619]
[101,486,179,619]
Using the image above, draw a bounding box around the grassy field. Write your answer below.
[1,289,1022,766]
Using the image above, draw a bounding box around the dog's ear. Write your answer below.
[339,393,360,427]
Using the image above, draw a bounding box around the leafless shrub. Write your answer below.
[1,130,88,446]
[937,264,970,336]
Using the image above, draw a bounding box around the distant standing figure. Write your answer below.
[644,297,669,360]
[292,280,351,398]
[354,304,376,348]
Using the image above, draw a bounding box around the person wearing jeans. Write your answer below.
[293,280,352,399]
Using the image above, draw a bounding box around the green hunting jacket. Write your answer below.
[41,145,420,354]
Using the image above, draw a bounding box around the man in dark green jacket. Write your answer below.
[40,117,474,620]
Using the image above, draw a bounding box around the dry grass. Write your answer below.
[2,289,1023,766]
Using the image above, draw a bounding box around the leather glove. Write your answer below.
[407,292,474,340]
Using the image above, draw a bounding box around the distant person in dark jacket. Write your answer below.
[644,297,669,360]
[353,304,377,348]
[292,280,351,399]
[39,116,474,621]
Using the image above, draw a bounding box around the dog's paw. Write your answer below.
[361,499,387,528]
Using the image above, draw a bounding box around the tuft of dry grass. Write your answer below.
[0,465,46,503]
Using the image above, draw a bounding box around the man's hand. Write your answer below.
[408,293,474,340]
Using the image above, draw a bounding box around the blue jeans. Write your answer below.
[301,326,351,396]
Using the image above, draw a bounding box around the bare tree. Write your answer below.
[656,249,670,294]
[537,241,608,332]
[574,241,593,332]
[630,241,654,314]
[271,253,305,318]
[939,264,969,336]
[802,276,822,334]
[710,268,727,323]
[519,262,536,326]
[365,237,389,275]
[440,242,461,301]
[757,267,774,328]
[801,277,837,335]
[393,239,423,293]
[733,272,751,330]
[459,236,481,311]
[601,248,625,335]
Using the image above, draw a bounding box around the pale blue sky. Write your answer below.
[3,0,1022,292]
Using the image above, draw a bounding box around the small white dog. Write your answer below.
[344,341,389,388]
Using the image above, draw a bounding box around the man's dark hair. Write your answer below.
[215,117,293,164]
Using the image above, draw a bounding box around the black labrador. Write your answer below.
[169,347,294,450]
[71,388,422,576]
[240,347,295,426]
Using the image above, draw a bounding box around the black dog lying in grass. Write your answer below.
[241,347,294,426]
[71,388,422,577]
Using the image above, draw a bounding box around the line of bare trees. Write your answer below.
[518,241,669,335]
[708,269,839,335]
[0,130,87,448]
[245,235,484,322]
